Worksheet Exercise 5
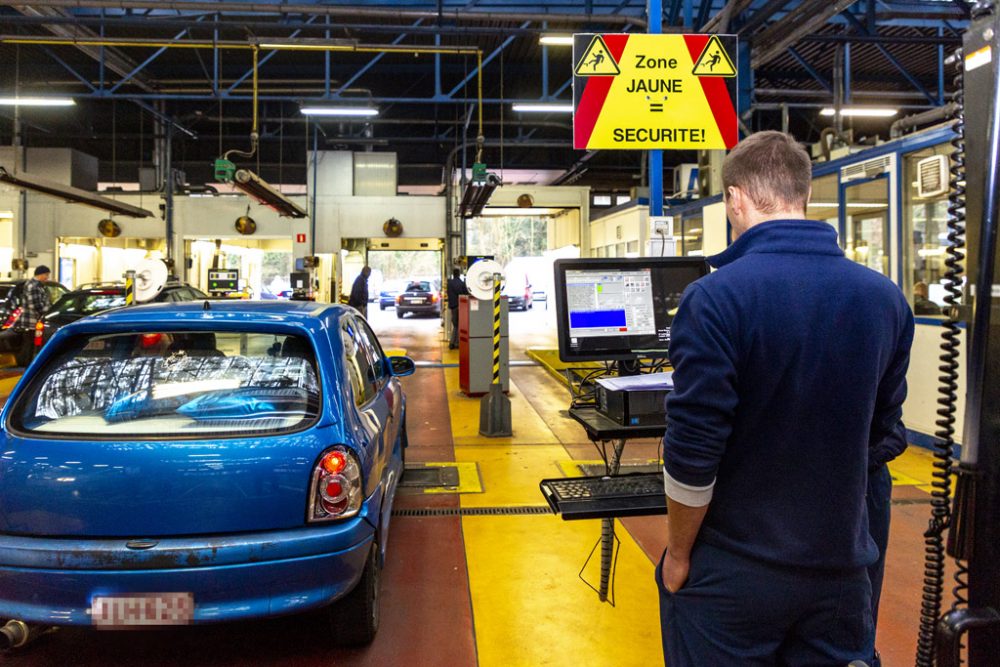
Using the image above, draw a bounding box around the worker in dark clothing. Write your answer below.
[19,265,52,366]
[446,267,468,349]
[658,131,914,666]
[348,266,371,318]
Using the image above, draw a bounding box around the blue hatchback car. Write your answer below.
[0,301,412,646]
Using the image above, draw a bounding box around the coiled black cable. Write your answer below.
[915,52,967,667]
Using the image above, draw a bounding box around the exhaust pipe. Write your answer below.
[0,620,52,651]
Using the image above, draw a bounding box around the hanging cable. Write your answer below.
[915,47,967,667]
[222,44,259,161]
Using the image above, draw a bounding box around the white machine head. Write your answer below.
[466,259,505,301]
[133,258,169,303]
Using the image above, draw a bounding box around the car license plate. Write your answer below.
[90,593,194,628]
[408,298,425,304]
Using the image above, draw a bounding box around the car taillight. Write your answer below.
[140,333,163,348]
[396,295,403,304]
[430,293,439,303]
[308,446,363,522]
[2,307,22,330]
[34,320,44,347]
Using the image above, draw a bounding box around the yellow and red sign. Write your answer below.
[573,33,738,150]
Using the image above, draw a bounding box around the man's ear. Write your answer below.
[727,186,743,214]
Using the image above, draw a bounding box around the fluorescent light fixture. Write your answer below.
[819,107,898,118]
[808,201,889,209]
[0,96,75,107]
[511,103,574,113]
[539,35,575,46]
[0,211,12,221]
[0,166,154,218]
[233,169,308,218]
[300,106,379,117]
[259,38,356,51]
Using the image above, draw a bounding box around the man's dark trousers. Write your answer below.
[658,542,874,666]
[449,307,459,348]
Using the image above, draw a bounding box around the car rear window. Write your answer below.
[58,292,127,315]
[405,281,433,292]
[11,331,320,438]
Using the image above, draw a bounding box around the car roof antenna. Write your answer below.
[203,300,211,311]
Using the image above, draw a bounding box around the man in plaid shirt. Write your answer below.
[19,265,52,362]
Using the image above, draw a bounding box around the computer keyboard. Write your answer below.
[539,472,668,520]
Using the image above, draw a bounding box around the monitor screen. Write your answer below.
[553,257,709,362]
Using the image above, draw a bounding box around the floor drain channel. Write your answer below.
[393,506,553,517]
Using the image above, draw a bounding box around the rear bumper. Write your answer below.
[0,508,377,626]
[397,303,440,314]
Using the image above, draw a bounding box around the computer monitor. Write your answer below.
[553,257,710,362]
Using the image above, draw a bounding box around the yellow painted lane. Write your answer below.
[463,514,663,667]
[889,446,946,494]
[443,366,559,446]
[455,445,565,508]
[0,374,21,399]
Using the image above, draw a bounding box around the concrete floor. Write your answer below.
[5,302,943,666]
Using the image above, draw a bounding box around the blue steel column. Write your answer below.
[739,41,753,136]
[844,43,852,103]
[649,0,664,218]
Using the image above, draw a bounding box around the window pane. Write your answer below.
[342,319,377,405]
[806,174,839,230]
[13,331,320,437]
[844,178,890,277]
[681,216,703,256]
[903,144,958,313]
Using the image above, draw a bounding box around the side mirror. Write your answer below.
[388,355,416,377]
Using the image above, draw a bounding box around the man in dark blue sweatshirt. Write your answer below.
[657,131,914,665]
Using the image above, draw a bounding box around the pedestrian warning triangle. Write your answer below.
[692,35,736,77]
[574,35,621,76]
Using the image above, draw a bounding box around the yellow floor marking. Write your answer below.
[421,461,484,494]
[0,354,17,369]
[889,447,938,487]
[383,348,407,357]
[443,366,559,446]
[463,514,663,667]
[556,459,662,478]
[0,374,21,398]
[525,347,604,387]
[455,445,566,508]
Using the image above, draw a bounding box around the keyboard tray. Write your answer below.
[539,472,668,520]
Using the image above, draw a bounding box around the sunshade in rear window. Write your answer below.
[11,331,321,438]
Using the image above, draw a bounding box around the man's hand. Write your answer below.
[661,549,691,594]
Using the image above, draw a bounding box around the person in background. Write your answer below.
[447,267,468,350]
[349,266,371,318]
[20,265,52,365]
[658,131,914,666]
[913,281,943,315]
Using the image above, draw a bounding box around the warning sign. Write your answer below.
[574,35,621,76]
[573,33,738,150]
[692,35,736,77]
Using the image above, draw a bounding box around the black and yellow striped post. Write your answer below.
[479,272,511,436]
[124,270,136,306]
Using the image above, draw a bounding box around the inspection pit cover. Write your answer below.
[401,464,461,488]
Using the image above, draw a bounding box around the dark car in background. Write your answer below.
[38,282,208,346]
[0,279,70,365]
[503,275,533,311]
[378,280,407,310]
[395,280,441,318]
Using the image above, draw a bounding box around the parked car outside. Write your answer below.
[0,301,412,646]
[37,281,208,347]
[0,279,69,366]
[503,273,533,311]
[395,280,442,318]
[378,279,407,310]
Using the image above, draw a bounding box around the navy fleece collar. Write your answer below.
[709,219,844,269]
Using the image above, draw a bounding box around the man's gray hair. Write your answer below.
[722,131,812,214]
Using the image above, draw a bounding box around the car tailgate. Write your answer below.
[0,427,344,537]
